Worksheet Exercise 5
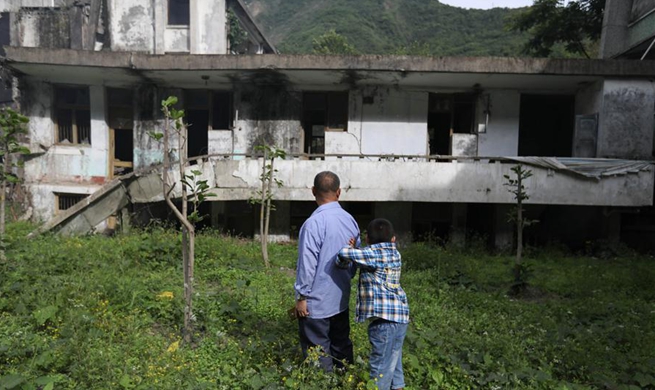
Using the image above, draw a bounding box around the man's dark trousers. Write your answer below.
[298,309,354,372]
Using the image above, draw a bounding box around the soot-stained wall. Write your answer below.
[597,80,655,159]
[233,71,302,155]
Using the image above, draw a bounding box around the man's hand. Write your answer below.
[348,237,356,248]
[295,299,309,318]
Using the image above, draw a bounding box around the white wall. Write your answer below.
[334,87,428,156]
[477,90,520,157]
[191,0,227,54]
[164,27,190,53]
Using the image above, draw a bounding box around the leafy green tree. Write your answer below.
[393,41,433,56]
[0,107,29,258]
[507,0,604,58]
[312,29,357,55]
[504,164,537,293]
[149,96,215,343]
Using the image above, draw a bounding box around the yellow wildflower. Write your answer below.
[167,341,180,353]
[157,291,174,299]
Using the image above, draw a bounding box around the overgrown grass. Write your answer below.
[1,223,654,389]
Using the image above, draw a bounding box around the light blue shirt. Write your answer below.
[294,201,360,319]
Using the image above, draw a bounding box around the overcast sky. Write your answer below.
[439,0,534,9]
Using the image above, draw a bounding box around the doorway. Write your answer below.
[427,93,476,155]
[518,95,575,157]
[107,88,134,178]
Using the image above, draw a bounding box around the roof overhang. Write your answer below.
[4,47,655,91]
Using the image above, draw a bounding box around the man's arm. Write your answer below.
[294,221,321,317]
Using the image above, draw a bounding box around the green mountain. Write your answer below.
[244,0,528,56]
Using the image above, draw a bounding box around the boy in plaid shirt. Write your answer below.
[337,218,409,390]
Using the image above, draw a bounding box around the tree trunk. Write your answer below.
[515,174,523,284]
[0,150,9,261]
[162,110,196,344]
[260,150,269,268]
[263,155,275,268]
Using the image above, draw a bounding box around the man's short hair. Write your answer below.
[313,171,340,194]
[366,218,395,245]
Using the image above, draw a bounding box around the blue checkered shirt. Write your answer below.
[337,242,409,324]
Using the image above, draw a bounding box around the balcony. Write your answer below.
[141,154,654,207]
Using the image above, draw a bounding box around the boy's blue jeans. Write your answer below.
[368,319,408,390]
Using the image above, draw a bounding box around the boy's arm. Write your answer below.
[335,237,357,269]
[338,246,378,269]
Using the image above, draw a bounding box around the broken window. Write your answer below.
[55,86,91,145]
[302,92,349,154]
[184,90,234,158]
[168,0,190,25]
[427,93,476,155]
[55,193,88,213]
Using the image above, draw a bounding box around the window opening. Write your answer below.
[55,193,88,213]
[427,93,475,155]
[302,92,348,155]
[55,86,91,145]
[518,94,574,157]
[168,0,190,25]
[184,90,234,158]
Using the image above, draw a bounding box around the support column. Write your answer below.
[494,204,514,251]
[255,201,291,243]
[602,209,622,249]
[374,202,412,246]
[450,203,467,248]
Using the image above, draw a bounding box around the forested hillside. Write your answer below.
[244,0,528,56]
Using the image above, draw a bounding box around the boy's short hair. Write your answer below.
[366,218,395,245]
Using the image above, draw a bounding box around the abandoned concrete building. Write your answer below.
[0,0,654,250]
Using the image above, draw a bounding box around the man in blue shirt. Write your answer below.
[294,171,360,372]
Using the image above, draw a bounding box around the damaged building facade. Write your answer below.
[1,0,654,249]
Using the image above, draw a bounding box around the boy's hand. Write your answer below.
[348,237,356,248]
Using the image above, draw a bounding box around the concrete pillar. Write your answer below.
[254,201,291,242]
[494,204,514,250]
[120,207,131,233]
[154,0,166,54]
[210,201,222,228]
[599,0,632,58]
[602,209,622,249]
[190,0,227,54]
[374,202,412,246]
[450,203,467,247]
[89,85,109,178]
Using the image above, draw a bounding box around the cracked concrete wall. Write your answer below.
[21,81,109,220]
[108,0,154,52]
[191,0,226,54]
[9,1,105,50]
[133,85,176,169]
[597,79,655,159]
[16,7,70,48]
[343,86,429,156]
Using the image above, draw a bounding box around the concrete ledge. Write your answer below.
[5,47,655,77]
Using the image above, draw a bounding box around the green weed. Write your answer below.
[1,224,654,389]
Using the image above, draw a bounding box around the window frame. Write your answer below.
[54,86,92,146]
[54,192,88,214]
[167,0,190,26]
